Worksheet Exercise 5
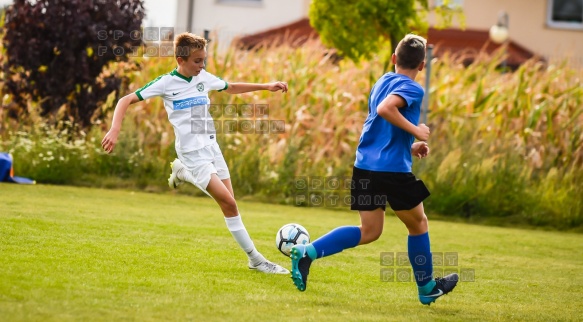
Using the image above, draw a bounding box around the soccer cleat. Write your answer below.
[248,260,290,275]
[419,273,459,305]
[290,245,312,292]
[168,159,185,189]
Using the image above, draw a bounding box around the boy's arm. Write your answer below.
[376,94,430,141]
[101,93,140,153]
[224,81,288,94]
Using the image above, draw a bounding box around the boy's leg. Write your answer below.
[170,154,288,275]
[358,209,385,245]
[205,174,288,274]
[290,224,363,291]
[205,173,238,217]
[221,178,235,198]
[394,203,433,288]
[290,209,383,291]
[207,145,286,273]
[302,209,383,259]
[291,167,386,291]
[394,203,458,305]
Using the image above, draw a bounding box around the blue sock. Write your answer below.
[408,232,434,291]
[309,226,361,259]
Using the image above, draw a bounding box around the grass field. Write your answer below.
[1,184,582,321]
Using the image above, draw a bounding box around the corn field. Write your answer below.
[1,40,581,229]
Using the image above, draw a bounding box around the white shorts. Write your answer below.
[177,142,230,192]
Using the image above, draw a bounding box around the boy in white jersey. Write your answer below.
[101,32,289,274]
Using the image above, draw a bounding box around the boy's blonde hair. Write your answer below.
[395,34,427,70]
[174,32,207,60]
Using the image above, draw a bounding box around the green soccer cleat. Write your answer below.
[290,244,313,292]
[419,273,459,305]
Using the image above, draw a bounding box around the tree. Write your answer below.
[2,0,145,127]
[309,0,462,66]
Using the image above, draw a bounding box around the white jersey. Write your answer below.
[136,69,228,152]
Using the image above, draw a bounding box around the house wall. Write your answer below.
[430,0,583,64]
[175,0,306,47]
[143,0,178,28]
[174,0,582,64]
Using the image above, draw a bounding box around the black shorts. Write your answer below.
[350,166,430,211]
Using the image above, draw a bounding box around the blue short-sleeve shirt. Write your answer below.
[354,72,424,172]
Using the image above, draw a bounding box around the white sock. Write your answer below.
[177,165,194,184]
[174,162,189,182]
[225,215,265,266]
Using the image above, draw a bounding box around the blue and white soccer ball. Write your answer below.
[275,223,310,257]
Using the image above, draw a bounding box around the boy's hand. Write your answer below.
[101,129,120,154]
[266,81,288,93]
[412,142,430,159]
[415,123,430,141]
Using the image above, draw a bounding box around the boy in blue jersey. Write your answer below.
[289,34,458,305]
[102,32,289,275]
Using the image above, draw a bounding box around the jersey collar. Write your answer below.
[171,69,193,83]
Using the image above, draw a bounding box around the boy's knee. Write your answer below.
[360,226,383,244]
[418,214,428,227]
[366,233,382,244]
[218,196,238,216]
[407,215,428,235]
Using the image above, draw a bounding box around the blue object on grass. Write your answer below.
[0,152,36,184]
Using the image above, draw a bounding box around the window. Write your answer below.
[547,0,583,30]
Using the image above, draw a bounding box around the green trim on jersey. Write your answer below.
[170,69,193,83]
[218,78,229,92]
[135,74,166,101]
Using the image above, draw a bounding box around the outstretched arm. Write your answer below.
[101,93,140,153]
[224,81,288,94]
[376,94,430,141]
